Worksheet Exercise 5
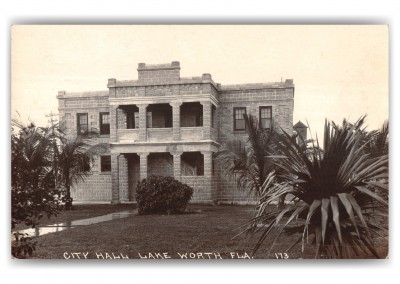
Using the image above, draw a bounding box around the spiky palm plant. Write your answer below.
[365,120,389,158]
[215,114,282,197]
[242,117,388,259]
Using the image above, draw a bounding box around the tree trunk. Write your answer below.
[64,185,73,211]
[277,194,286,210]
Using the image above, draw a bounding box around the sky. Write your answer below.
[11,25,388,139]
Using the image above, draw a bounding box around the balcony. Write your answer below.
[211,127,218,141]
[117,129,139,143]
[180,127,203,141]
[114,101,218,144]
[147,128,173,142]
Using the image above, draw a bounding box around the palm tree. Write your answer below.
[11,118,62,228]
[365,120,389,158]
[215,114,283,198]
[240,117,388,258]
[55,136,108,210]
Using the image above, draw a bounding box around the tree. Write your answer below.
[240,117,388,258]
[215,114,284,198]
[55,135,108,210]
[365,120,389,158]
[11,119,62,229]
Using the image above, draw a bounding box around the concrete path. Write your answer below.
[14,210,138,238]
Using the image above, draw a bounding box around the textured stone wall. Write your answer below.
[58,91,112,202]
[70,155,112,201]
[59,63,295,205]
[148,153,174,177]
[181,176,214,204]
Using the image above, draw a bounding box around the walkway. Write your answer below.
[14,210,138,238]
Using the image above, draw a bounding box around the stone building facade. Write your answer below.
[58,61,294,204]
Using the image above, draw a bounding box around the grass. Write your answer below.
[22,204,387,259]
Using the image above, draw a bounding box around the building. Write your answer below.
[57,61,294,204]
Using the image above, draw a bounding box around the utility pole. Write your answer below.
[46,111,59,189]
[45,111,58,127]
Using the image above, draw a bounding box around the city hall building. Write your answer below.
[57,61,294,204]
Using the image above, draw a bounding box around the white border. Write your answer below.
[2,1,398,284]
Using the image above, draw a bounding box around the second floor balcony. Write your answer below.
[114,101,217,143]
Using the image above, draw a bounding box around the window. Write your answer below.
[100,112,110,135]
[233,107,246,131]
[259,106,272,129]
[100,156,111,172]
[77,113,88,135]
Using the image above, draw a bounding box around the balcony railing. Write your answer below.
[180,127,203,141]
[116,126,217,143]
[210,127,218,141]
[147,128,173,142]
[117,129,139,142]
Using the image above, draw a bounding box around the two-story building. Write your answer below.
[57,61,294,204]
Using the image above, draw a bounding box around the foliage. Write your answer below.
[215,114,284,198]
[136,175,193,215]
[365,120,389,158]
[240,117,388,258]
[11,233,37,259]
[11,119,63,229]
[54,135,108,210]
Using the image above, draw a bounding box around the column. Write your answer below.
[170,101,182,141]
[110,106,118,143]
[139,152,149,181]
[111,153,120,204]
[138,104,148,142]
[201,151,214,202]
[201,151,213,178]
[172,151,182,181]
[212,105,219,140]
[118,154,129,202]
[201,101,212,140]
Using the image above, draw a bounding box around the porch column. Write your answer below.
[119,154,129,202]
[201,151,213,178]
[138,104,148,142]
[110,106,118,143]
[139,152,149,181]
[201,101,212,140]
[172,151,183,181]
[201,151,215,203]
[170,101,182,141]
[111,153,120,204]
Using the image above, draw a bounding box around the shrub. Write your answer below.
[11,233,37,259]
[136,175,194,215]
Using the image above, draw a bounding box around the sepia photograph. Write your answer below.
[11,25,389,260]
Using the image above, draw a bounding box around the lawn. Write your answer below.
[26,204,387,259]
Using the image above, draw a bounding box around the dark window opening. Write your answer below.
[77,113,88,135]
[119,105,139,129]
[100,156,111,172]
[181,152,204,176]
[181,102,203,127]
[233,107,246,131]
[100,112,110,135]
[260,106,272,129]
[147,104,171,128]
